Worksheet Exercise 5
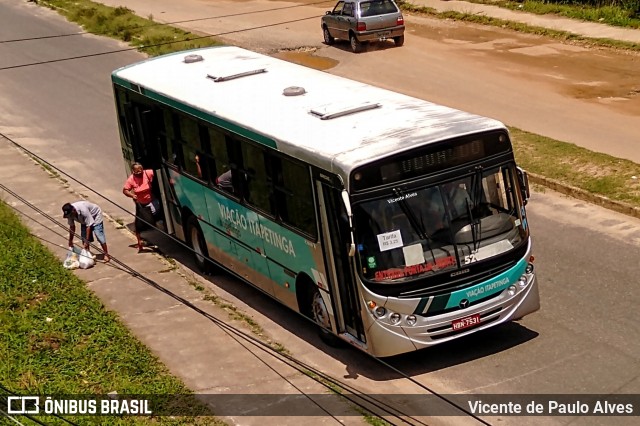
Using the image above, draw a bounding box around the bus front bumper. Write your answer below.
[365,273,540,358]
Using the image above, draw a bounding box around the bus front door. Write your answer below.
[319,183,365,344]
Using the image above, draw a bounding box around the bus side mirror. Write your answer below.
[341,190,356,257]
[516,167,530,205]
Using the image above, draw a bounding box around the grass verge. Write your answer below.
[465,0,640,30]
[0,202,224,424]
[398,0,640,51]
[39,0,222,56]
[511,127,640,210]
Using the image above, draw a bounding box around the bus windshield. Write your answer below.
[353,164,528,284]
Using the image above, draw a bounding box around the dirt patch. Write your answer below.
[408,18,640,116]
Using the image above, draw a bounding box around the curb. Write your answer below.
[528,172,640,221]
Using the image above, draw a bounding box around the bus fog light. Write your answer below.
[406,315,417,326]
[374,306,387,318]
[518,275,528,287]
[389,312,401,324]
[507,285,517,296]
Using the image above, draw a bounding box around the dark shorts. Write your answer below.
[134,200,163,232]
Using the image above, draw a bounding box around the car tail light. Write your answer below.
[356,22,366,32]
[397,16,404,25]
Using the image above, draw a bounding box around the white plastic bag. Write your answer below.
[78,249,96,269]
[63,249,80,270]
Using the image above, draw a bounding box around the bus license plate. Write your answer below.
[452,314,480,331]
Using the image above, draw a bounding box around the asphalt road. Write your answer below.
[1,1,640,424]
[0,0,146,207]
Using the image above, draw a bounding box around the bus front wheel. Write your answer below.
[308,287,342,347]
[187,216,209,273]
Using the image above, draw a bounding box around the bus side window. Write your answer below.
[274,157,316,237]
[207,127,233,187]
[239,141,271,213]
[178,114,204,179]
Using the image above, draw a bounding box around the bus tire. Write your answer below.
[187,216,210,273]
[308,286,342,347]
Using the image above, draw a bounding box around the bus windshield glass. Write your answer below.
[353,164,527,284]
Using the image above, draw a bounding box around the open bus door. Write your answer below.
[318,183,366,345]
[122,101,174,234]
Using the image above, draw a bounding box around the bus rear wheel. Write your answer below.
[187,216,209,273]
[308,287,342,347]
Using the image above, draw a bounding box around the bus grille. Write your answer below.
[421,290,502,317]
[398,263,514,299]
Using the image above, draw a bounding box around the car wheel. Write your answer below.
[350,34,363,53]
[323,26,334,45]
[394,35,405,47]
[187,216,209,273]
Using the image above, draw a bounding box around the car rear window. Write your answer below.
[360,0,398,17]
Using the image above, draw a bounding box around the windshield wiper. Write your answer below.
[466,197,480,253]
[468,166,484,252]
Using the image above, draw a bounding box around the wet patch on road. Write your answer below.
[273,47,338,70]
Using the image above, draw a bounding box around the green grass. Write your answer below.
[465,0,640,29]
[511,127,640,206]
[40,0,222,56]
[0,202,224,424]
[397,0,640,50]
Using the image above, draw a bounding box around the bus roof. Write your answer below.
[112,46,505,177]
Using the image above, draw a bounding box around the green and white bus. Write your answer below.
[111,46,539,357]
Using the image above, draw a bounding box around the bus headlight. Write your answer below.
[406,315,417,326]
[525,263,534,274]
[507,285,517,296]
[389,312,401,324]
[374,306,386,318]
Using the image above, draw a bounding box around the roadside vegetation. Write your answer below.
[38,0,222,56]
[510,127,640,212]
[397,0,640,50]
[0,202,222,424]
[465,0,640,29]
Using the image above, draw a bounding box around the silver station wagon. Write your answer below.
[321,0,405,53]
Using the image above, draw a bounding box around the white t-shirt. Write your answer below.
[67,201,103,227]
